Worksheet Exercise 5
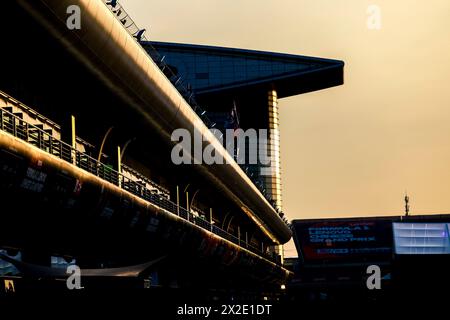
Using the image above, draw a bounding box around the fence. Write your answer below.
[0,107,278,263]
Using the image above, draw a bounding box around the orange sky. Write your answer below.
[124,0,450,257]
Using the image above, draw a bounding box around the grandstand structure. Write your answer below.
[0,0,343,295]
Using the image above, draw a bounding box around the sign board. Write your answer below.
[293,219,393,263]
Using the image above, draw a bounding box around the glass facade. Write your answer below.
[151,46,316,93]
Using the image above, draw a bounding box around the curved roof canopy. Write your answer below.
[145,41,344,99]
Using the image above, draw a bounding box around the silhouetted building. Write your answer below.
[0,0,343,297]
[288,214,450,303]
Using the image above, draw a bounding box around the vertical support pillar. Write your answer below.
[62,115,76,163]
[71,115,76,149]
[117,146,122,173]
[209,208,213,232]
[265,89,282,210]
[266,89,284,264]
[186,191,189,220]
[238,226,241,246]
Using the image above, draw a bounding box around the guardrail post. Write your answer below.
[13,116,16,137]
[186,191,189,220]
[245,232,248,247]
[48,135,52,154]
[209,208,213,232]
[238,226,240,246]
[176,185,180,215]
[71,115,76,165]
[24,123,28,141]
[37,129,42,149]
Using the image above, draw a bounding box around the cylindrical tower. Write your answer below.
[264,89,282,212]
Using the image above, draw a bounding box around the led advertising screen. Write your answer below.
[293,219,393,262]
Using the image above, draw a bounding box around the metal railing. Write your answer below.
[121,163,170,198]
[100,1,290,220]
[101,0,148,42]
[101,1,215,126]
[0,107,278,263]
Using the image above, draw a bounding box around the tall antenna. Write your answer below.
[404,191,410,217]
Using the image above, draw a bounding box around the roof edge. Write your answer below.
[146,41,345,67]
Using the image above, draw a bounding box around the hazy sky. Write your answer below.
[124,0,450,256]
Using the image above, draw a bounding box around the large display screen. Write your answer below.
[293,219,393,262]
[393,222,450,254]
